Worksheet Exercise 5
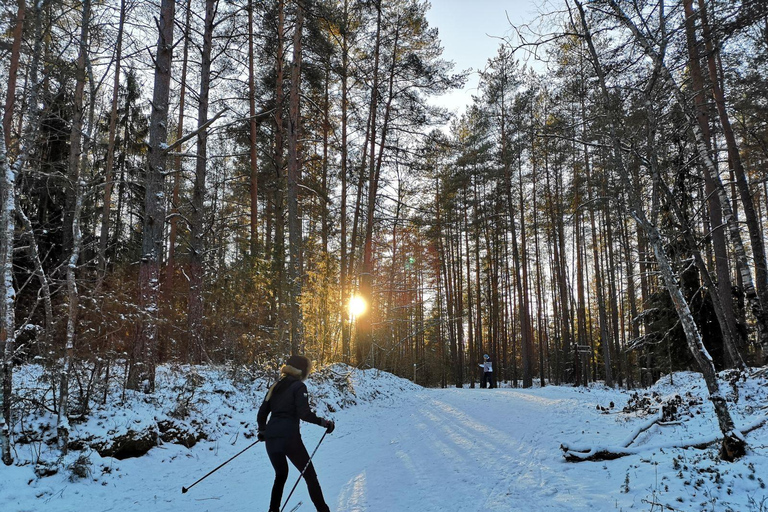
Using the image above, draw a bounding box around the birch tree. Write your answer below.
[0,0,45,465]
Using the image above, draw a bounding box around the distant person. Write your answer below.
[479,354,495,388]
[257,355,335,512]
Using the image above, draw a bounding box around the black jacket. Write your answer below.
[257,376,323,438]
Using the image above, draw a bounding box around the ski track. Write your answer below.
[311,387,623,512]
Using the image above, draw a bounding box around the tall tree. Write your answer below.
[57,0,91,454]
[188,0,217,363]
[166,0,193,288]
[2,0,25,151]
[248,0,261,257]
[1,0,45,465]
[129,0,175,391]
[287,0,305,355]
[99,0,127,272]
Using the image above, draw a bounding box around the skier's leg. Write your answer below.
[267,440,290,511]
[286,437,330,512]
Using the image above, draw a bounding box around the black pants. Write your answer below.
[266,435,330,512]
[481,371,495,389]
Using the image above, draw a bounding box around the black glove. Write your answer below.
[257,430,265,441]
[321,419,335,434]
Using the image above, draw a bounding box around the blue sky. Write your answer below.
[425,0,543,115]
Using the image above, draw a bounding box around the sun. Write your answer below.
[349,295,367,318]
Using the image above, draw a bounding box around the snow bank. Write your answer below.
[5,362,419,470]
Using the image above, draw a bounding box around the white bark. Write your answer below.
[57,0,90,453]
[0,0,45,466]
[0,118,16,466]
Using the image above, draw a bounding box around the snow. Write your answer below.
[1,365,767,512]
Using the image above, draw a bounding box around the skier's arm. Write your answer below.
[294,382,323,426]
[257,393,271,431]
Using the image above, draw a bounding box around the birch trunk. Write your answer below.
[0,117,16,467]
[58,0,92,453]
[0,0,44,465]
[696,0,768,361]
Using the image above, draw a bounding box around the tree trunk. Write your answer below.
[585,149,613,387]
[357,0,383,366]
[0,126,14,465]
[248,0,260,257]
[287,0,304,355]
[17,209,53,350]
[696,0,768,361]
[683,0,744,368]
[57,0,90,453]
[272,0,287,348]
[166,0,192,289]
[130,0,175,391]
[339,0,351,364]
[98,0,126,273]
[188,0,216,364]
[0,0,44,464]
[62,0,90,255]
[2,0,25,151]
[516,133,534,388]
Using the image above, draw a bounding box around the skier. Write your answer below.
[479,354,495,388]
[258,355,335,512]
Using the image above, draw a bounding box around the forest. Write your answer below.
[1,0,767,466]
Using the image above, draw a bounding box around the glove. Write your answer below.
[321,419,335,434]
[257,430,265,441]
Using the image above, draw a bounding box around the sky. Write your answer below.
[425,0,545,117]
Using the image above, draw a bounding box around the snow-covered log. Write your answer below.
[561,415,767,462]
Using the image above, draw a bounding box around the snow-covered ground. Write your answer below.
[2,364,767,512]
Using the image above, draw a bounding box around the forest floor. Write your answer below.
[1,364,767,512]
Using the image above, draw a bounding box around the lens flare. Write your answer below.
[349,295,367,317]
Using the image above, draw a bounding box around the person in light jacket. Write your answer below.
[257,355,335,512]
[479,354,495,388]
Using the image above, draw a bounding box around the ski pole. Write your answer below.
[181,439,261,494]
[279,431,328,512]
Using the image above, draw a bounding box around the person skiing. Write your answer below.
[257,355,335,512]
[479,354,495,388]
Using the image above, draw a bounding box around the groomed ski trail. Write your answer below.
[314,387,616,512]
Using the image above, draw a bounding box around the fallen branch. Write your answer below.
[561,415,767,462]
